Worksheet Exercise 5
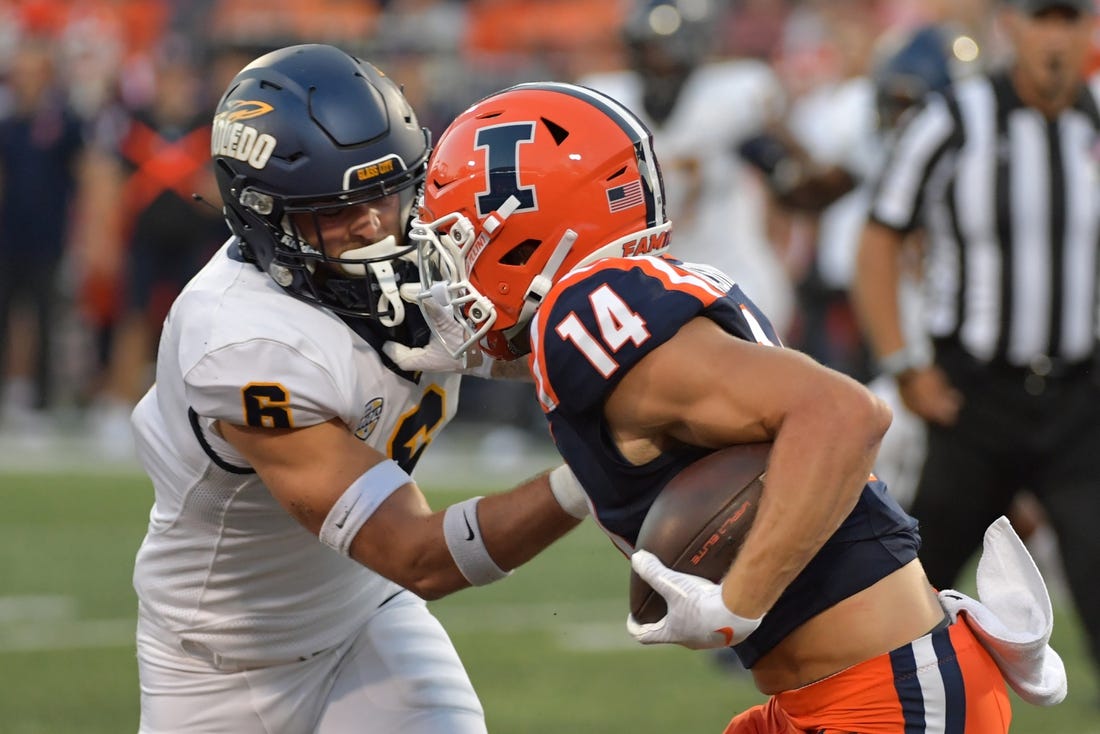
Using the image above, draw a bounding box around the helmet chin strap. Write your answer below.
[369,259,405,327]
[502,228,577,343]
[338,234,410,327]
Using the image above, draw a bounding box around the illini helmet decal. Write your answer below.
[410,82,671,360]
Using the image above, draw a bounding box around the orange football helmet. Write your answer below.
[409,82,672,361]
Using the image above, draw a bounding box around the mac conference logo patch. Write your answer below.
[354,397,385,441]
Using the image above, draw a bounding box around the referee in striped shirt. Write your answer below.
[854,0,1100,700]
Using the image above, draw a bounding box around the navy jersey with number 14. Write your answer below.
[529,254,919,668]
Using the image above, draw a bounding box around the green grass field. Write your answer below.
[1,471,1098,733]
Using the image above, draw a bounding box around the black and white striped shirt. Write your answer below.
[871,70,1100,367]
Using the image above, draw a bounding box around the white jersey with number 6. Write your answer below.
[131,239,461,665]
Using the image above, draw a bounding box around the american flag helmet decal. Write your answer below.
[606,179,645,212]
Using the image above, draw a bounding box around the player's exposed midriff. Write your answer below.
[750,559,944,694]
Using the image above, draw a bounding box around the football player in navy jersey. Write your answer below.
[389,82,1068,732]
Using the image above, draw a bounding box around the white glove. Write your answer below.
[382,294,494,377]
[626,550,764,650]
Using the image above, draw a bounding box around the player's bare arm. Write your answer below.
[855,220,962,425]
[219,418,582,600]
[604,316,892,619]
[853,221,908,362]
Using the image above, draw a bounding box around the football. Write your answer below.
[629,442,771,625]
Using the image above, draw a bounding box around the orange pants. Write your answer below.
[726,618,1010,733]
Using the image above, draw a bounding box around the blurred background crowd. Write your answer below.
[0,0,1038,455]
[0,0,1094,493]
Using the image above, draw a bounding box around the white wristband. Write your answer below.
[443,497,512,586]
[548,464,589,519]
[877,344,933,377]
[319,460,412,556]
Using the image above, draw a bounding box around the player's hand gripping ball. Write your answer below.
[629,442,770,625]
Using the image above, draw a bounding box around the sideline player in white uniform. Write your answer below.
[577,0,796,336]
[130,44,588,734]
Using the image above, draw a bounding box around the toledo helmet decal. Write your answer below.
[212,100,278,170]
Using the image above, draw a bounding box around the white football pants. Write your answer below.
[137,592,486,733]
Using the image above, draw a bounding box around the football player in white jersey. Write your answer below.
[577,1,856,343]
[577,0,797,336]
[130,44,588,734]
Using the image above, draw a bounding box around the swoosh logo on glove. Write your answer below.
[715,626,735,646]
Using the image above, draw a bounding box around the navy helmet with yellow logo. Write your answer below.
[212,44,431,324]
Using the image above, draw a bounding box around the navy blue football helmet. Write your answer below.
[622,0,720,124]
[213,44,431,325]
[873,26,955,131]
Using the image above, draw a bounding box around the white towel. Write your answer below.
[937,515,1067,706]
